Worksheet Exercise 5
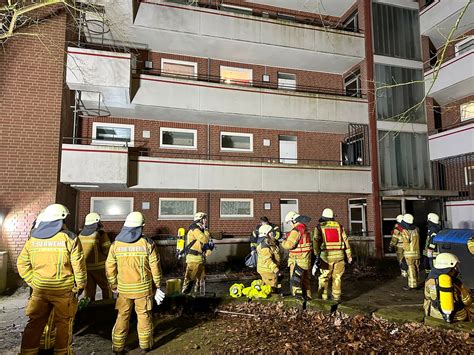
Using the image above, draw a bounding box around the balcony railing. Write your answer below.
[431,153,474,200]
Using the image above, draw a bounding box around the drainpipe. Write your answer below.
[363,0,383,258]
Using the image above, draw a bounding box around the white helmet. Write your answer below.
[85,212,101,226]
[258,224,273,237]
[194,212,207,222]
[32,211,45,229]
[42,204,69,222]
[427,213,440,224]
[322,208,334,219]
[124,211,145,228]
[434,253,459,269]
[403,214,414,225]
[284,211,300,223]
[396,214,403,223]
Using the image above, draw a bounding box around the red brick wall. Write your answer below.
[440,95,474,129]
[77,191,375,238]
[79,116,346,163]
[0,13,70,270]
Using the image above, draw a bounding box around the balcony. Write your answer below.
[420,0,474,47]
[132,1,365,73]
[428,123,474,161]
[60,141,372,194]
[424,50,474,105]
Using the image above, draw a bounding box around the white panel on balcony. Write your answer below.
[60,144,128,186]
[250,0,356,16]
[66,47,131,104]
[132,157,372,194]
[428,123,474,160]
[425,52,474,105]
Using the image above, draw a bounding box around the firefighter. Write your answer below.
[256,224,282,293]
[424,253,472,322]
[250,216,282,251]
[181,212,213,295]
[106,211,163,354]
[281,211,312,300]
[469,238,474,255]
[389,215,407,277]
[79,212,112,301]
[17,203,87,355]
[400,214,421,290]
[423,213,441,274]
[313,208,352,302]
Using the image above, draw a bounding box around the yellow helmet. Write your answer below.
[258,224,273,236]
[396,214,403,223]
[284,211,300,223]
[42,204,69,222]
[427,213,440,224]
[85,212,101,226]
[229,283,244,298]
[124,211,145,228]
[403,214,414,224]
[322,208,334,219]
[434,253,459,269]
[194,212,207,222]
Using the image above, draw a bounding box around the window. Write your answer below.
[348,199,367,236]
[220,66,252,86]
[220,132,253,152]
[343,12,358,32]
[455,36,474,56]
[373,3,421,60]
[277,73,296,90]
[465,166,474,186]
[277,13,296,22]
[342,134,364,165]
[161,59,197,79]
[344,70,361,97]
[220,198,253,218]
[92,123,134,146]
[375,64,425,123]
[160,127,197,149]
[91,197,133,221]
[220,4,252,15]
[159,198,196,219]
[460,102,474,121]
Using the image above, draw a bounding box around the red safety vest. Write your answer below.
[318,221,345,251]
[289,223,312,255]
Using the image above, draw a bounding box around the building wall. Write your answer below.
[0,12,71,270]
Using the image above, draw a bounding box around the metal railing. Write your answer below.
[138,69,364,98]
[431,153,474,200]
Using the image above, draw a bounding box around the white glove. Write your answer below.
[154,288,165,306]
[312,261,318,276]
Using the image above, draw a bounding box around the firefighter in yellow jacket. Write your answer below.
[182,212,214,294]
[400,214,421,290]
[424,253,472,322]
[313,208,352,302]
[17,203,87,355]
[281,211,312,300]
[389,215,407,277]
[256,224,282,292]
[106,211,163,353]
[79,212,112,300]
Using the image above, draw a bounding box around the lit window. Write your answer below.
[220,66,252,86]
[90,197,133,221]
[460,102,474,121]
[220,199,253,218]
[220,132,253,152]
[455,36,474,56]
[161,59,197,79]
[344,70,361,97]
[277,73,296,90]
[159,198,196,219]
[92,123,134,146]
[160,127,197,149]
[465,166,474,186]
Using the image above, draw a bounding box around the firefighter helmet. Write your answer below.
[434,253,459,270]
[85,212,101,226]
[396,214,403,223]
[403,214,414,225]
[322,208,334,219]
[284,211,300,223]
[42,204,69,222]
[258,224,273,237]
[124,211,145,228]
[194,212,207,222]
[427,213,440,224]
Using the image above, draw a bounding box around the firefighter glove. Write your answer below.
[155,288,165,306]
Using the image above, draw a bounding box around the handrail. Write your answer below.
[138,69,364,98]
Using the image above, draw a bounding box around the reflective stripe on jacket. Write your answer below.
[281,223,311,269]
[390,224,404,248]
[401,227,420,259]
[256,241,280,274]
[185,226,210,264]
[313,221,351,263]
[79,230,111,270]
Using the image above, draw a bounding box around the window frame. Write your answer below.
[465,166,474,186]
[158,197,197,220]
[92,122,135,147]
[460,101,474,122]
[277,72,297,90]
[343,12,358,32]
[455,35,474,56]
[219,65,253,86]
[90,197,134,221]
[159,127,197,150]
[220,198,254,218]
[161,58,198,79]
[220,131,253,152]
[344,70,361,97]
[348,198,367,236]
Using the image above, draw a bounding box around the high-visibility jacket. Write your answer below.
[313,221,351,263]
[401,227,420,259]
[79,230,111,270]
[17,230,87,294]
[468,238,474,255]
[251,223,281,250]
[105,237,162,299]
[423,223,441,257]
[185,223,210,264]
[281,223,312,269]
[256,240,280,274]
[390,224,404,249]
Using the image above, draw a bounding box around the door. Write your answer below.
[280,199,298,233]
[279,135,297,164]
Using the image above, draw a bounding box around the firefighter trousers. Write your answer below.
[182,262,205,294]
[112,294,154,351]
[289,262,311,299]
[396,247,407,277]
[85,268,112,301]
[21,291,77,355]
[406,257,420,289]
[318,259,345,301]
[258,271,278,289]
[40,310,56,350]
